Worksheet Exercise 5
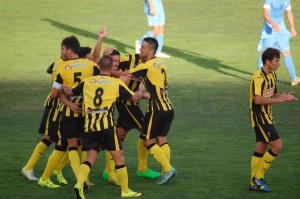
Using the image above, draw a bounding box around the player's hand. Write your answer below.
[62,85,73,96]
[69,103,82,114]
[98,27,109,39]
[119,74,131,83]
[280,93,298,102]
[143,92,151,100]
[291,27,297,38]
[272,23,280,32]
[103,48,114,56]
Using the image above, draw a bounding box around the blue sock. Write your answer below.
[156,34,164,54]
[140,31,153,42]
[258,56,263,69]
[284,55,296,80]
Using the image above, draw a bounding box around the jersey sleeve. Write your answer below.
[253,76,265,96]
[118,54,131,71]
[93,65,101,75]
[263,0,272,9]
[52,66,63,89]
[119,80,134,100]
[46,62,54,74]
[72,82,84,96]
[129,63,148,78]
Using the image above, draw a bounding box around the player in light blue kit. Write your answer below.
[257,0,299,86]
[136,0,170,58]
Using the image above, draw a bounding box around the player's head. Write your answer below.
[262,48,280,71]
[109,49,120,70]
[61,35,80,60]
[140,37,158,61]
[78,47,92,59]
[98,55,113,72]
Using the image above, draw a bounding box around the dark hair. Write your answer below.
[61,35,80,54]
[262,48,280,65]
[143,37,158,53]
[109,49,120,56]
[98,55,113,71]
[78,47,92,58]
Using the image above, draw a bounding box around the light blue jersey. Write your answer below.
[258,0,292,51]
[144,0,165,26]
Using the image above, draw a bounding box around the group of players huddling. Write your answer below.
[21,29,176,199]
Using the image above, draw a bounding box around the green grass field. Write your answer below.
[1,0,300,198]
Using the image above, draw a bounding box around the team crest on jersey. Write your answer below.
[265,87,275,98]
[65,65,72,71]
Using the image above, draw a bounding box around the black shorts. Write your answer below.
[60,116,84,139]
[117,103,144,132]
[254,124,280,142]
[141,110,174,140]
[39,106,60,141]
[82,127,122,152]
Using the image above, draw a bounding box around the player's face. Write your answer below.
[269,58,280,71]
[60,45,68,60]
[140,41,154,61]
[112,55,120,69]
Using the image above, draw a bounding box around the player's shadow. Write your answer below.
[42,18,252,81]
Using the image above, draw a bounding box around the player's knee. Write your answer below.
[143,139,155,148]
[157,136,167,145]
[271,140,283,154]
[67,138,78,147]
[117,128,127,140]
[255,142,267,154]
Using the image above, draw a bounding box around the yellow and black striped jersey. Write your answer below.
[72,75,134,132]
[249,69,277,127]
[118,54,142,105]
[130,57,173,112]
[53,58,100,117]
[44,58,64,108]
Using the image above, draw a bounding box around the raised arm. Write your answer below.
[90,27,109,63]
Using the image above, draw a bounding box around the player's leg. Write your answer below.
[277,35,300,85]
[252,124,281,192]
[104,127,141,197]
[74,150,98,199]
[37,145,66,188]
[22,137,52,180]
[142,112,174,185]
[22,107,54,180]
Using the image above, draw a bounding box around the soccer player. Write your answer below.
[37,35,100,188]
[249,48,297,192]
[257,0,299,86]
[21,57,64,181]
[121,37,175,185]
[71,55,142,198]
[102,49,160,183]
[136,0,170,58]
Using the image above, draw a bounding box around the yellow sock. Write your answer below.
[255,149,277,179]
[160,143,171,174]
[69,148,81,179]
[81,151,87,163]
[41,150,64,180]
[105,151,115,179]
[148,144,172,172]
[56,151,69,171]
[25,140,49,170]
[250,152,263,185]
[77,145,82,158]
[116,166,129,193]
[137,138,148,172]
[77,163,91,188]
